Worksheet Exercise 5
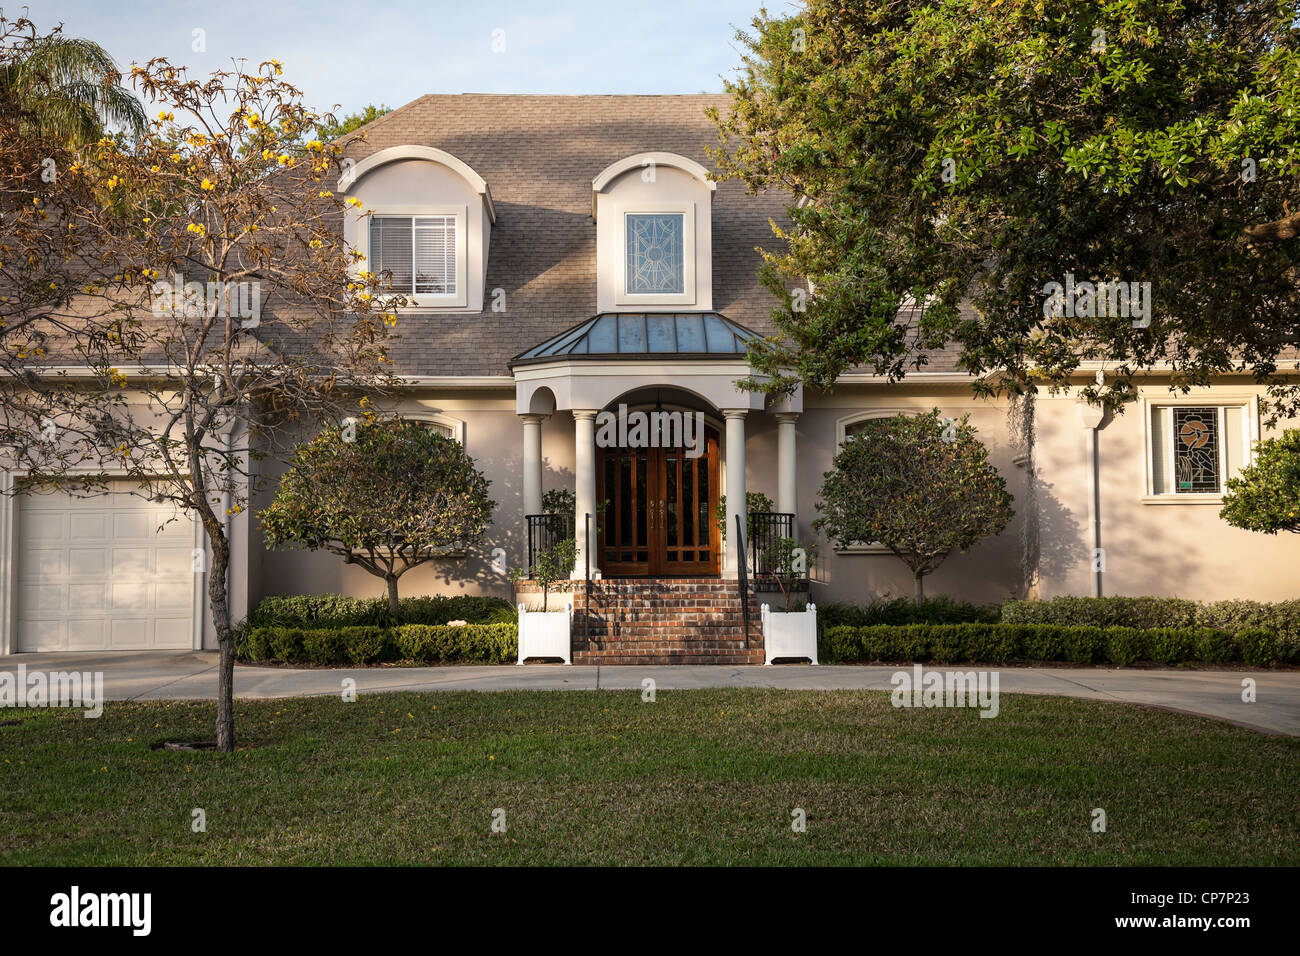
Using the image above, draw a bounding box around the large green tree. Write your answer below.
[262,419,497,612]
[315,103,391,143]
[710,0,1300,419]
[814,410,1014,599]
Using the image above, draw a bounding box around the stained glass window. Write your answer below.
[625,213,684,295]
[1173,407,1220,493]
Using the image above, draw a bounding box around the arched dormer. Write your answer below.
[339,145,495,313]
[592,151,715,312]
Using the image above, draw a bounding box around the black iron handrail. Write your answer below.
[735,513,750,646]
[748,511,809,593]
[525,512,574,578]
[583,512,590,648]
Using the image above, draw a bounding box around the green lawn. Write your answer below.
[2,689,1296,865]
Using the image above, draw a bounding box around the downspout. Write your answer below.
[1077,398,1106,598]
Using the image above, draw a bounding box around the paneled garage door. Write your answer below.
[15,483,196,651]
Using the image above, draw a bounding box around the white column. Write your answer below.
[572,410,600,579]
[775,413,799,518]
[520,414,545,517]
[724,410,748,579]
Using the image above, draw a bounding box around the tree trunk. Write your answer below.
[206,522,235,752]
[386,574,400,615]
[913,570,925,603]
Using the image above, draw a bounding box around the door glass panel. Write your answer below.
[619,458,632,560]
[636,455,647,555]
[702,457,712,554]
[666,457,678,546]
[683,459,694,546]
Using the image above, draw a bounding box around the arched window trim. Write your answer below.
[379,410,466,445]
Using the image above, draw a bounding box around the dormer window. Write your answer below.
[370,214,459,297]
[626,212,684,295]
[593,153,715,312]
[339,145,495,313]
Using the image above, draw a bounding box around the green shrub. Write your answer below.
[1195,628,1237,665]
[394,623,516,664]
[245,593,516,630]
[1002,596,1201,630]
[817,622,1266,666]
[241,622,515,665]
[1105,628,1147,666]
[1237,629,1277,668]
[819,596,1000,630]
[1149,627,1197,665]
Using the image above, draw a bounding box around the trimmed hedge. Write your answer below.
[246,594,517,629]
[241,623,516,665]
[1002,596,1300,662]
[821,623,1284,667]
[819,597,1001,630]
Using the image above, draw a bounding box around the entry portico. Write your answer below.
[511,312,802,580]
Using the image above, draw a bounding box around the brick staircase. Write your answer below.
[570,577,763,665]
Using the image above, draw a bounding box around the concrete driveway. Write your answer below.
[2,651,1296,735]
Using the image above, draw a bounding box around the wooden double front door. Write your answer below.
[596,430,720,577]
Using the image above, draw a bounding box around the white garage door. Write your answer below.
[16,483,196,651]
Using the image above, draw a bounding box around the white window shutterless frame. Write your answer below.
[1141,397,1257,503]
[365,206,468,309]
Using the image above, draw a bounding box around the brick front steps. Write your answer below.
[570,578,764,665]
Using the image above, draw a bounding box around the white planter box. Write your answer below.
[761,603,818,665]
[516,601,572,665]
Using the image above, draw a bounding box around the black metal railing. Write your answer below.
[525,512,574,577]
[748,512,809,593]
[735,513,750,646]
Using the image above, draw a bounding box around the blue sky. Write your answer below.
[30,0,770,116]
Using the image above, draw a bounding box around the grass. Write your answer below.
[2,689,1297,865]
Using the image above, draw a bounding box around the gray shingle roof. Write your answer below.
[342,94,790,377]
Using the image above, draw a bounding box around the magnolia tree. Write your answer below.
[0,54,404,751]
[814,411,1014,600]
[1220,429,1300,534]
[710,0,1300,420]
[261,418,496,612]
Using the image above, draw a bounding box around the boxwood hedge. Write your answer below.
[820,623,1281,667]
[240,622,516,665]
[1001,596,1299,662]
[245,594,517,629]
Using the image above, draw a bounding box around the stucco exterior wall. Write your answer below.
[1033,380,1300,601]
[245,378,1300,613]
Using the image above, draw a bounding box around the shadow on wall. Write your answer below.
[1033,476,1086,594]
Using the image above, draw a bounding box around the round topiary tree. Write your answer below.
[262,418,496,612]
[1220,429,1300,535]
[814,409,1014,600]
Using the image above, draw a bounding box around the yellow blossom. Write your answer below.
[201,178,215,191]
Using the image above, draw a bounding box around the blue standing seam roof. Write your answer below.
[511,313,761,364]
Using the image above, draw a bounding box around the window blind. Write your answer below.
[369,216,457,296]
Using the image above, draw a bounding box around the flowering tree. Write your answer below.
[262,419,496,612]
[1220,429,1300,534]
[814,410,1014,600]
[0,54,404,751]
